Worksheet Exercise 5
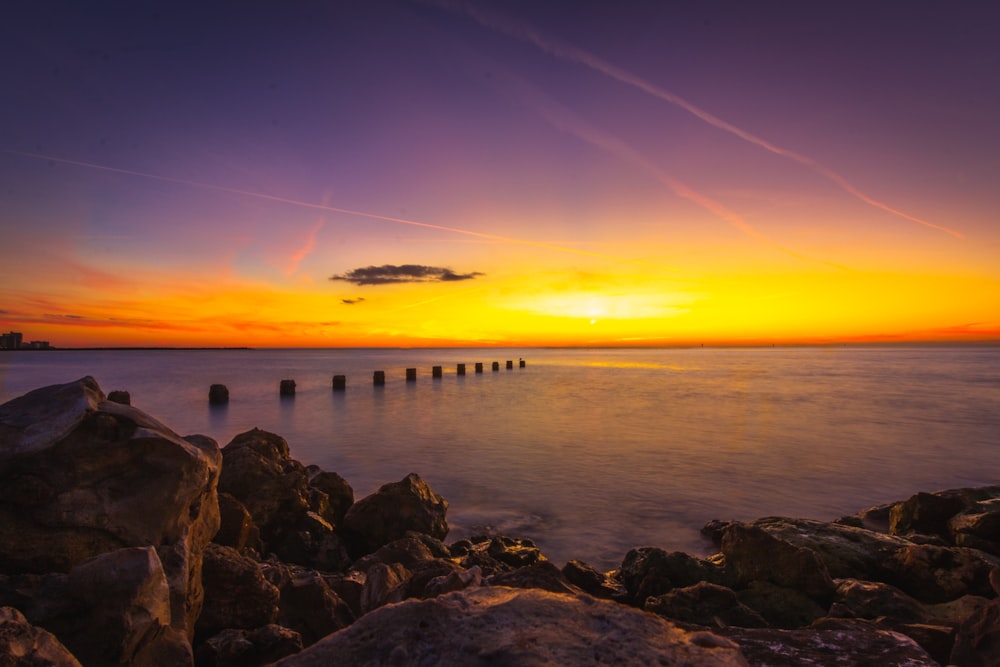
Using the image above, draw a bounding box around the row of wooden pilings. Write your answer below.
[208,358,526,404]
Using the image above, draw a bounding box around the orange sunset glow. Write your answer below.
[2,2,998,348]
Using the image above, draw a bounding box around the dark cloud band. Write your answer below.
[331,264,484,286]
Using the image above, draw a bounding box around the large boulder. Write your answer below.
[950,597,1000,667]
[884,543,1000,603]
[196,544,280,640]
[646,581,769,629]
[0,377,221,639]
[272,586,748,666]
[0,606,82,666]
[341,473,448,557]
[617,547,724,605]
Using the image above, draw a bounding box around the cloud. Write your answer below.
[331,264,485,286]
[341,297,366,305]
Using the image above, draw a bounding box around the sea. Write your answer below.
[1,345,998,571]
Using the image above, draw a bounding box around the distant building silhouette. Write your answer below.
[1,332,52,350]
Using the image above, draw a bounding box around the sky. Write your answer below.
[1,0,998,347]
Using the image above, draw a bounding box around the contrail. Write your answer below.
[7,149,673,268]
[433,0,964,239]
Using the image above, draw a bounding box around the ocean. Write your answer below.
[1,345,998,570]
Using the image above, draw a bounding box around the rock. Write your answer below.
[646,581,769,629]
[890,623,956,666]
[273,568,354,647]
[106,390,131,405]
[0,376,221,639]
[727,517,910,581]
[884,543,1000,603]
[827,578,931,625]
[0,606,83,667]
[341,473,448,558]
[723,618,938,666]
[736,581,828,629]
[488,560,584,596]
[270,512,351,573]
[721,523,836,604]
[890,491,967,538]
[360,562,410,614]
[349,535,437,573]
[562,559,626,600]
[194,625,302,667]
[617,547,724,605]
[306,468,353,527]
[421,564,482,599]
[271,587,748,666]
[196,544,279,640]
[213,493,259,552]
[950,504,1000,555]
[449,535,544,576]
[950,598,1000,667]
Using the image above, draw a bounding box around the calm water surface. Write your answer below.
[2,346,998,570]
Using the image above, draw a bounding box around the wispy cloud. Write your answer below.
[434,0,963,239]
[341,297,366,305]
[331,264,485,286]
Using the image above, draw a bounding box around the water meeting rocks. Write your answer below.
[0,376,221,641]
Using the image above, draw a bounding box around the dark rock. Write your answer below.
[617,547,724,605]
[271,587,748,667]
[646,581,769,629]
[270,512,351,573]
[106,390,130,405]
[890,491,967,538]
[0,377,221,640]
[401,558,464,599]
[306,469,353,527]
[562,559,627,600]
[360,562,410,614]
[837,501,894,533]
[951,503,1000,556]
[891,623,955,667]
[488,560,584,595]
[213,493,259,552]
[196,544,279,640]
[736,581,828,629]
[349,535,436,573]
[194,625,302,667]
[341,473,448,558]
[421,564,482,599]
[321,570,365,619]
[723,618,938,666]
[721,523,836,604]
[827,578,931,625]
[950,598,1000,667]
[702,519,737,548]
[0,606,82,667]
[274,569,354,647]
[884,543,1000,603]
[449,535,544,576]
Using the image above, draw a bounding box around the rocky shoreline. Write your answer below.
[1,377,997,666]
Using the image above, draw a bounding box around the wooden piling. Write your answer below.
[332,375,346,390]
[519,358,525,368]
[432,365,442,378]
[457,363,466,376]
[406,368,417,382]
[506,360,513,369]
[209,384,229,404]
[373,370,385,386]
[279,379,296,396]
[475,362,483,373]
[492,361,500,371]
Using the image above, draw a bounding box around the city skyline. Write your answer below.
[1,2,998,347]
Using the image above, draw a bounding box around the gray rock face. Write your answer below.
[272,586,749,667]
[0,376,221,639]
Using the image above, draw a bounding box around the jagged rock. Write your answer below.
[213,493,258,552]
[271,586,748,666]
[890,622,955,666]
[321,570,365,618]
[736,581,828,629]
[403,558,466,599]
[421,564,482,598]
[617,547,724,605]
[341,473,448,557]
[884,543,1000,603]
[646,581,769,628]
[196,544,279,640]
[728,517,910,581]
[562,559,626,600]
[305,468,353,527]
[360,562,410,613]
[890,491,968,538]
[350,535,438,573]
[270,511,351,573]
[194,624,302,667]
[273,568,354,647]
[951,502,1000,555]
[926,595,993,627]
[106,390,130,405]
[0,606,82,667]
[488,560,584,595]
[0,377,221,640]
[721,523,836,604]
[449,535,544,576]
[723,618,938,666]
[950,597,1000,667]
[827,578,931,625]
